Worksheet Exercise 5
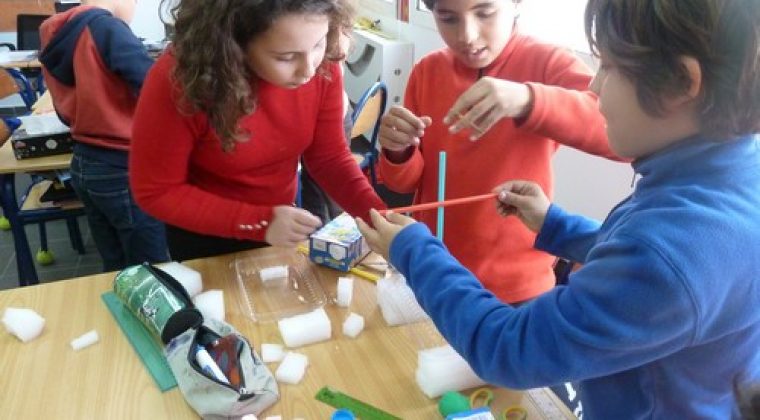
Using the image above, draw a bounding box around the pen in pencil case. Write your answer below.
[194,344,230,385]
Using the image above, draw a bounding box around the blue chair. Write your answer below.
[349,81,388,186]
[5,68,36,111]
[295,81,388,209]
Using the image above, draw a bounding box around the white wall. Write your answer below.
[355,2,633,220]
[0,32,15,45]
[129,0,165,41]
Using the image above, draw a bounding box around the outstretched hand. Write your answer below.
[378,106,432,161]
[492,180,551,233]
[355,209,417,261]
[444,77,533,141]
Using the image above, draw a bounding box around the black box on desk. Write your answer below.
[11,130,74,159]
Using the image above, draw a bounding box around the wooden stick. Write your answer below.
[381,192,498,215]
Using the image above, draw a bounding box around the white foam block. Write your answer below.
[193,290,225,322]
[156,262,203,297]
[261,343,285,363]
[2,307,45,343]
[278,308,331,348]
[336,276,354,307]
[70,330,99,351]
[342,312,365,338]
[275,352,309,384]
[377,270,429,326]
[260,266,288,283]
[264,417,281,420]
[415,345,486,398]
[241,415,258,420]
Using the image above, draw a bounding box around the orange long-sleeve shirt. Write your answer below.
[379,33,619,302]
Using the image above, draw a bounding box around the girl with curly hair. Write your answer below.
[130,0,385,260]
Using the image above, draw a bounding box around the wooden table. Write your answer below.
[0,58,42,69]
[0,140,73,286]
[0,248,575,419]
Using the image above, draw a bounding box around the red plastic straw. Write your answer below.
[381,192,498,214]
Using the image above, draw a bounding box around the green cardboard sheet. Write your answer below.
[101,292,177,391]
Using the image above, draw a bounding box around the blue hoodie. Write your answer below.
[390,134,760,418]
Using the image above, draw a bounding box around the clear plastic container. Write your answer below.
[234,248,327,323]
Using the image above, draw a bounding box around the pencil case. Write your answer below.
[165,318,279,419]
[114,263,203,343]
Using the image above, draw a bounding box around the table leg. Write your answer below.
[0,173,38,286]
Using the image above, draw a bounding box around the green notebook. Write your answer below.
[101,292,177,392]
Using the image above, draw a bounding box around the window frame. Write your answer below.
[408,0,436,30]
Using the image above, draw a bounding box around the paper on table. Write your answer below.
[17,114,70,136]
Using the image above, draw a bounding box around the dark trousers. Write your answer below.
[70,144,169,271]
[299,167,343,224]
[165,224,268,262]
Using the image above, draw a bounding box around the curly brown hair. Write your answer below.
[585,0,760,140]
[162,0,354,151]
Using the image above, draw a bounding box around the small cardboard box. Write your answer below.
[10,114,73,159]
[309,213,368,272]
[11,130,73,159]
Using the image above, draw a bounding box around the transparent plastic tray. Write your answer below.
[234,248,327,323]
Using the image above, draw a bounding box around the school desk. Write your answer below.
[0,139,74,286]
[0,51,41,69]
[0,247,575,419]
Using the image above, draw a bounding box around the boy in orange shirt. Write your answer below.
[378,0,620,303]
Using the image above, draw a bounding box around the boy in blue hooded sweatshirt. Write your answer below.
[357,0,760,418]
[39,0,169,271]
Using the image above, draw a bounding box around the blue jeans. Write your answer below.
[69,144,169,271]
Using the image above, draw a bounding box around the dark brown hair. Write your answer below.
[585,0,760,139]
[162,0,354,151]
[422,0,521,10]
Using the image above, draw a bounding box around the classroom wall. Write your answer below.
[129,0,165,41]
[357,6,633,220]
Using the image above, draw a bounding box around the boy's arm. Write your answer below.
[390,223,696,389]
[90,17,154,94]
[130,57,274,241]
[519,47,621,161]
[302,63,386,222]
[535,203,602,263]
[377,65,425,193]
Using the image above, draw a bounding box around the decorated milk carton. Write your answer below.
[308,213,368,271]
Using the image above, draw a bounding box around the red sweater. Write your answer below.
[379,33,620,302]
[130,54,385,241]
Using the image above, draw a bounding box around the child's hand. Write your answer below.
[265,206,322,247]
[355,209,417,261]
[492,180,550,233]
[444,77,533,141]
[378,106,432,157]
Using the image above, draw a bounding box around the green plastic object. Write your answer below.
[438,391,471,417]
[0,216,10,230]
[101,292,177,392]
[36,249,55,265]
[315,386,401,420]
